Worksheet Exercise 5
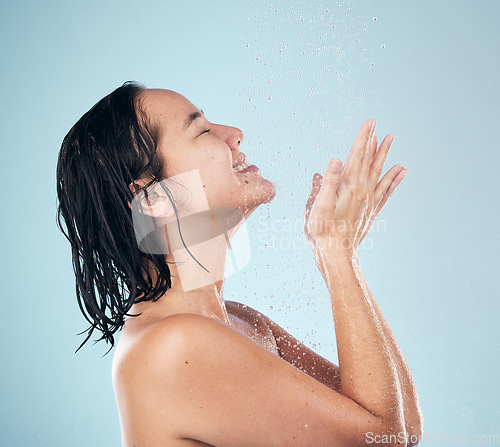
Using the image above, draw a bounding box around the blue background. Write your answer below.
[1,0,499,445]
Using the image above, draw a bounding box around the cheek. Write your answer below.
[199,148,235,187]
[201,166,238,200]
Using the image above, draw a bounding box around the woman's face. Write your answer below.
[140,89,276,214]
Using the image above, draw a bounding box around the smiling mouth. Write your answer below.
[233,153,260,174]
[234,159,251,173]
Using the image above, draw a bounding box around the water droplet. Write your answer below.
[373,16,378,21]
[381,44,386,49]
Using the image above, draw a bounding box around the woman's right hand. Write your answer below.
[304,119,408,254]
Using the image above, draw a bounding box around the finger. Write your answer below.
[358,168,407,245]
[374,165,407,208]
[369,134,394,189]
[344,119,376,180]
[371,135,379,161]
[313,159,343,211]
[305,173,323,223]
[344,119,372,174]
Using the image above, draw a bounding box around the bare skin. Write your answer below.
[112,90,423,447]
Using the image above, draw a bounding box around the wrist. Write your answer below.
[314,237,357,260]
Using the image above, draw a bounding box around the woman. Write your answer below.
[57,82,423,446]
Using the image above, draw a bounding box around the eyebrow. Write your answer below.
[184,109,204,130]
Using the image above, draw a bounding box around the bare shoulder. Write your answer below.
[113,312,271,386]
[113,313,230,376]
[112,313,256,444]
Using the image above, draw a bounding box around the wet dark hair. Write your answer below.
[56,81,171,352]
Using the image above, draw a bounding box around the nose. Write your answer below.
[212,124,244,151]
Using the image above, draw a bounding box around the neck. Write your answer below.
[128,209,252,325]
[158,244,231,323]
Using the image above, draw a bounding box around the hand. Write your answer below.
[304,119,408,253]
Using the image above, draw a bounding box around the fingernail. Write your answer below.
[328,159,342,172]
[388,135,395,146]
[370,119,376,131]
[397,167,408,178]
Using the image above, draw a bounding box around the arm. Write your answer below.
[355,133,423,439]
[269,273,423,441]
[361,278,424,441]
[264,311,342,393]
[251,263,421,442]
[318,247,406,432]
[305,119,422,444]
[226,299,342,393]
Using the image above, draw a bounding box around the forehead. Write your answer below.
[140,89,199,129]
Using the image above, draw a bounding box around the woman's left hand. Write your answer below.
[304,119,408,251]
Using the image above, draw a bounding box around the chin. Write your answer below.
[243,179,276,217]
[256,176,276,205]
[262,179,276,203]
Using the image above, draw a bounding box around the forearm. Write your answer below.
[361,277,423,436]
[319,247,405,432]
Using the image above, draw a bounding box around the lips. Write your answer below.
[233,152,258,173]
[232,154,246,169]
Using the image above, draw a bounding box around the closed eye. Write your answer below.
[199,129,210,136]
